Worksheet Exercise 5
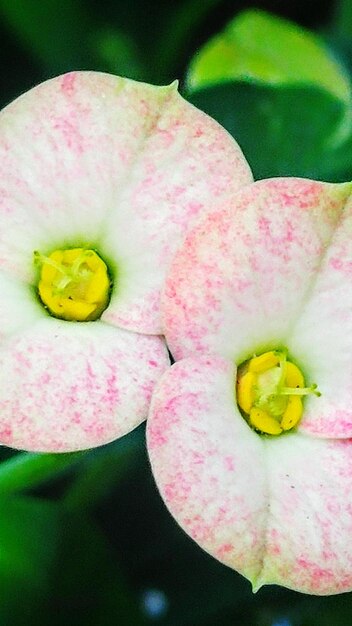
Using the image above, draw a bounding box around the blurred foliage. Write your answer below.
[0,0,97,73]
[0,450,84,494]
[187,9,351,101]
[186,8,352,181]
[189,83,352,180]
[2,0,352,624]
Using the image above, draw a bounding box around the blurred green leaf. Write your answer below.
[94,28,145,81]
[332,0,352,40]
[49,510,146,625]
[0,496,61,622]
[154,0,223,79]
[187,9,351,103]
[0,495,145,625]
[0,0,97,73]
[64,427,144,510]
[328,0,352,80]
[99,443,254,626]
[0,451,84,495]
[188,82,352,181]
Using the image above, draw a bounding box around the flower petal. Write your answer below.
[1,71,124,280]
[257,433,352,594]
[287,200,352,438]
[1,71,252,331]
[0,272,42,339]
[100,82,252,334]
[147,355,268,584]
[162,178,352,360]
[0,317,169,452]
[147,356,352,594]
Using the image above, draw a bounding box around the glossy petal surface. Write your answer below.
[0,71,252,332]
[148,357,352,594]
[0,317,169,452]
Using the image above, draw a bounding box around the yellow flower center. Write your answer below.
[34,248,111,322]
[236,350,320,435]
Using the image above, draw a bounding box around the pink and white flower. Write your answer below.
[0,71,252,452]
[148,177,352,594]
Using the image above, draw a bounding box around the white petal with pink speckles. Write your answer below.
[162,177,352,438]
[0,71,252,330]
[99,84,252,334]
[147,356,352,595]
[260,433,352,594]
[0,317,169,452]
[148,356,268,585]
[162,178,352,361]
[285,202,352,438]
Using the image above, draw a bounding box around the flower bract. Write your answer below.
[148,177,352,594]
[0,71,252,452]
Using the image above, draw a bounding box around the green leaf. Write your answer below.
[94,28,145,81]
[188,82,352,181]
[187,9,351,104]
[0,497,59,582]
[153,0,223,79]
[0,495,146,625]
[0,0,97,72]
[332,0,352,40]
[49,511,146,625]
[0,451,84,494]
[0,496,61,622]
[64,427,144,510]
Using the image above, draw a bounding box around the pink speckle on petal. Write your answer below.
[148,343,352,594]
[0,319,169,452]
[224,456,236,472]
[216,543,234,559]
[61,72,77,94]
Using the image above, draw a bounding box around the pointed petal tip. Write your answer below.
[168,79,179,91]
[251,578,263,594]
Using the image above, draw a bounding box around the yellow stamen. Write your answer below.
[248,351,280,373]
[249,407,282,435]
[35,248,111,322]
[281,396,303,431]
[284,361,304,388]
[236,349,319,436]
[237,371,255,414]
